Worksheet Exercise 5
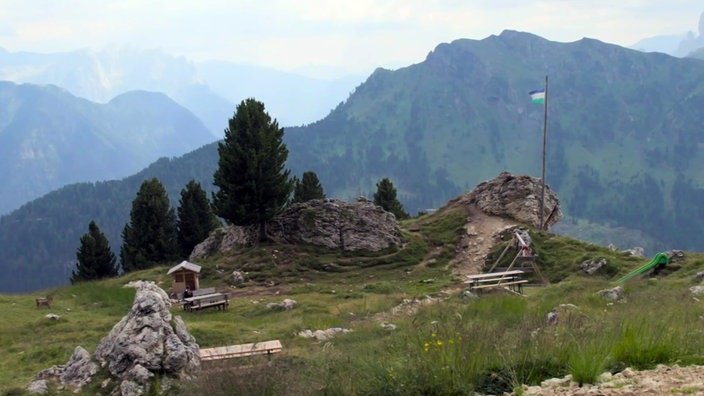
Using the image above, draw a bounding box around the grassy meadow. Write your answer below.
[3,208,704,395]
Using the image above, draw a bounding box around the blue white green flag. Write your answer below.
[529,88,545,104]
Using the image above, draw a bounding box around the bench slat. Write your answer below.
[466,270,525,280]
[467,276,520,284]
[470,280,529,290]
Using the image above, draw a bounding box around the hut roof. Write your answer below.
[167,260,202,275]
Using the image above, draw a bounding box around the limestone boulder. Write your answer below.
[581,258,608,275]
[597,286,625,302]
[31,346,97,393]
[191,198,402,259]
[94,281,200,395]
[454,172,562,229]
[28,280,200,396]
[268,198,401,250]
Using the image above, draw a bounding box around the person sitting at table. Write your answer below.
[183,288,193,299]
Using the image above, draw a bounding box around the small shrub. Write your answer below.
[613,322,676,369]
[568,342,610,385]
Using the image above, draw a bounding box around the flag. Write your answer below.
[529,88,545,104]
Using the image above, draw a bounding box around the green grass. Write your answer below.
[4,209,704,395]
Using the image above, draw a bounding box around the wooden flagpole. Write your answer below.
[540,75,548,230]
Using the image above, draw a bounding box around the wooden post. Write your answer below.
[540,75,549,230]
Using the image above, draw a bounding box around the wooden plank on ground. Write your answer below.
[200,340,283,361]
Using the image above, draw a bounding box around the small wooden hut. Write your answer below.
[167,261,202,295]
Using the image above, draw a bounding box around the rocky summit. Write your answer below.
[451,172,562,229]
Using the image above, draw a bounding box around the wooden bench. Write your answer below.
[199,340,283,362]
[183,292,229,312]
[36,296,53,308]
[465,270,527,294]
[180,287,216,301]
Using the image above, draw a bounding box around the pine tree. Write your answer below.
[212,98,294,241]
[292,171,325,203]
[71,221,118,283]
[177,180,220,257]
[120,178,179,272]
[373,177,410,220]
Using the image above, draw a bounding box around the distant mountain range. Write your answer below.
[0,81,216,215]
[5,30,704,293]
[0,46,363,134]
[0,45,363,214]
[630,10,704,56]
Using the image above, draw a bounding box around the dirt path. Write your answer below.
[450,204,518,278]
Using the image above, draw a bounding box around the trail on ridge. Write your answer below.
[448,203,518,279]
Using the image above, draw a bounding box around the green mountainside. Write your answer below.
[4,30,704,292]
[0,82,217,215]
[285,30,704,249]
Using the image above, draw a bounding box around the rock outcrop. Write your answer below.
[581,258,608,275]
[191,197,402,259]
[298,327,351,341]
[597,286,625,302]
[266,298,297,311]
[30,346,98,393]
[454,172,562,229]
[30,281,200,395]
[95,281,201,394]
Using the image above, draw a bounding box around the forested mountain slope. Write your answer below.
[0,144,218,293]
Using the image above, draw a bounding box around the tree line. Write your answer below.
[72,98,409,283]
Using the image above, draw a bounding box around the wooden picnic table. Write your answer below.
[465,270,527,293]
[183,292,229,312]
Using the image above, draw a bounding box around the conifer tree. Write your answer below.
[292,171,325,203]
[212,98,294,241]
[71,221,118,283]
[120,178,179,272]
[373,177,410,220]
[177,180,219,257]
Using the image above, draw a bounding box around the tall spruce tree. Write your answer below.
[292,171,325,203]
[212,98,294,241]
[120,178,179,272]
[177,180,219,257]
[373,177,410,220]
[71,221,118,283]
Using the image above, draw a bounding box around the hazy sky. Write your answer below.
[1,1,701,76]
